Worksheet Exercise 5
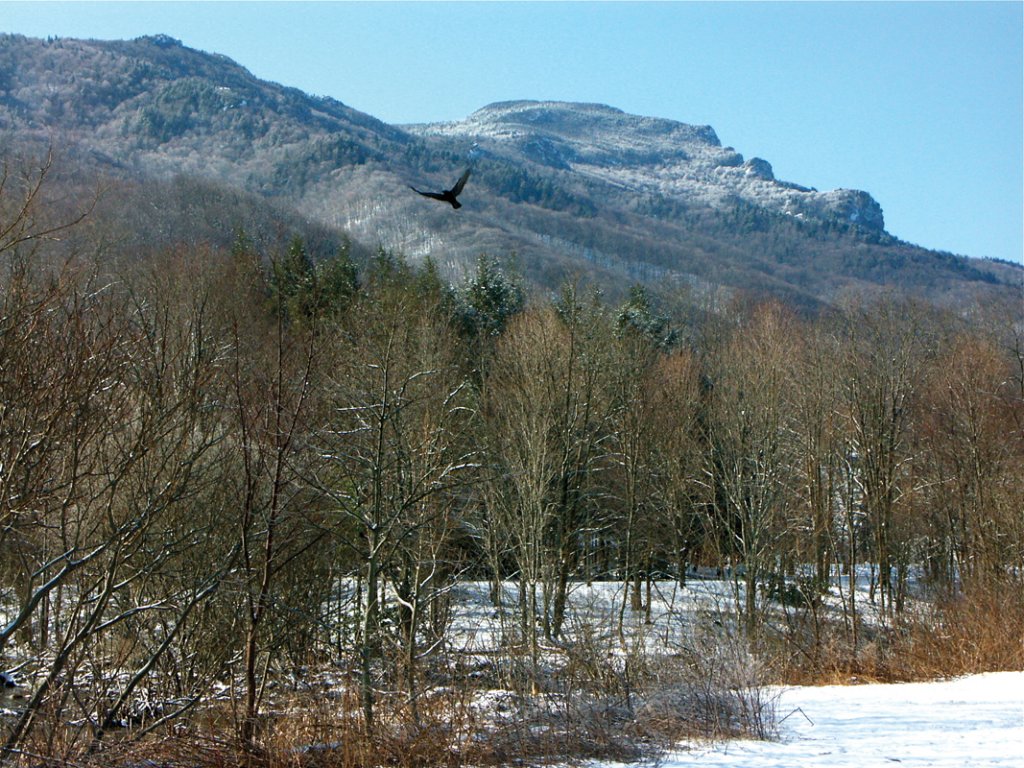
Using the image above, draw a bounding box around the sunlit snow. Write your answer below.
[598,671,1023,768]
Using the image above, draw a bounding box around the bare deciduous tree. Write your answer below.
[312,272,475,731]
[701,303,799,636]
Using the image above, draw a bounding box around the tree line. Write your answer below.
[1,158,1022,760]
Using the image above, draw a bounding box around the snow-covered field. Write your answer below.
[600,671,1023,768]
[445,579,1022,767]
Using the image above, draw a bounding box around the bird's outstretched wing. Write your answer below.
[450,169,471,197]
[410,186,448,202]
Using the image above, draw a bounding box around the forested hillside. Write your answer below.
[1,153,1021,766]
[1,33,1020,311]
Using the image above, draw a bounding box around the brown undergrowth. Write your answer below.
[777,581,1024,686]
[12,626,779,768]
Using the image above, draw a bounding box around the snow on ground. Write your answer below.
[446,579,1023,768]
[598,671,1024,768]
[5,573,1019,767]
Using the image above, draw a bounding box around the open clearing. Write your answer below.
[602,671,1023,768]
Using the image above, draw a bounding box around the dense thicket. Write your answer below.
[1,158,1022,764]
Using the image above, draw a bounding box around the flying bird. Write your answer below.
[410,169,471,209]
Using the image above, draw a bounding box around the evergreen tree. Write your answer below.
[312,240,359,316]
[270,236,315,321]
[616,284,678,349]
[457,254,525,340]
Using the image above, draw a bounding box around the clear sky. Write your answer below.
[2,1,1022,264]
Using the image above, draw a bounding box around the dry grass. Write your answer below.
[777,579,1024,686]
[890,584,1024,679]
[28,623,784,768]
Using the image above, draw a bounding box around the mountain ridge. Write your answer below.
[1,33,1018,311]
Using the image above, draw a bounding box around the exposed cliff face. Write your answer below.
[407,100,885,232]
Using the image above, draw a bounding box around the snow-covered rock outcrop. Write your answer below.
[408,100,885,232]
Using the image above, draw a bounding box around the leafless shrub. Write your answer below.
[642,621,779,742]
[775,577,1024,685]
[884,584,1024,680]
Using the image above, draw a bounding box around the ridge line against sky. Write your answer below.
[1,1,1021,265]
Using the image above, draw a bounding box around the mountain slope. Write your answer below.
[1,33,1018,309]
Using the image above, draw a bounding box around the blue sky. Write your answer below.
[2,1,1022,264]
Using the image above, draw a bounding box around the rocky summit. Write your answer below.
[408,101,885,232]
